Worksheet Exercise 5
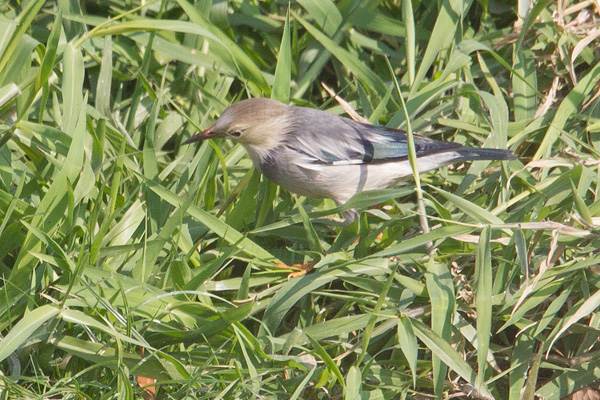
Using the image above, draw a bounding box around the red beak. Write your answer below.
[181,124,219,145]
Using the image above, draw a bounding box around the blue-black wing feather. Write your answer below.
[285,107,464,165]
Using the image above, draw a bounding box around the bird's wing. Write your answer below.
[286,108,464,166]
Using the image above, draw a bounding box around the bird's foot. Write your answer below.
[274,261,315,279]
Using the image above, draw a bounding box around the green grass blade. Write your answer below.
[533,63,600,160]
[408,0,472,98]
[262,258,389,334]
[547,289,600,356]
[293,12,387,96]
[61,43,84,135]
[429,186,506,225]
[0,305,60,363]
[402,0,416,86]
[139,174,279,262]
[306,333,345,389]
[397,316,418,388]
[272,7,291,103]
[412,318,493,399]
[0,0,45,76]
[475,227,492,390]
[425,258,455,399]
[95,36,112,116]
[35,9,62,92]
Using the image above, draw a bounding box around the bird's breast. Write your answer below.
[248,147,333,200]
[244,144,449,205]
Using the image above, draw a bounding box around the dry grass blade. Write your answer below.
[321,82,369,123]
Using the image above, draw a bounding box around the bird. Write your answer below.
[182,98,515,222]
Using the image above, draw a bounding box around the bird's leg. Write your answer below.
[341,208,358,224]
[273,261,315,279]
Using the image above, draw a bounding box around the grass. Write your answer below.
[1,0,600,399]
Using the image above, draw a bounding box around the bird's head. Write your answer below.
[182,98,291,152]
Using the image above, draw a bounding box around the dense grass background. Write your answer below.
[1,0,600,398]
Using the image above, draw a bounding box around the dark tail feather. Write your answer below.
[455,148,516,162]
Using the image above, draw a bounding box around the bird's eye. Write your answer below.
[230,130,243,137]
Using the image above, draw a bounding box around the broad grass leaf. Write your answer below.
[61,309,147,347]
[535,359,600,400]
[306,333,344,388]
[295,196,324,254]
[430,186,506,225]
[62,43,84,135]
[232,324,259,389]
[475,227,492,389]
[478,91,508,149]
[408,0,472,98]
[139,173,278,262]
[570,181,593,225]
[35,9,62,92]
[425,259,455,399]
[508,334,535,400]
[533,63,600,160]
[412,319,493,399]
[514,0,552,52]
[0,305,60,363]
[7,35,38,117]
[374,224,474,258]
[387,79,457,128]
[359,264,398,364]
[514,227,528,277]
[16,93,86,270]
[272,7,291,103]
[250,188,413,235]
[348,8,406,37]
[151,302,255,347]
[297,0,342,35]
[0,0,45,77]
[344,366,361,400]
[127,32,235,75]
[20,220,76,272]
[294,12,386,96]
[403,0,416,85]
[397,316,418,388]
[532,288,571,337]
[498,280,562,332]
[278,315,371,345]
[262,258,389,334]
[290,367,317,400]
[96,36,112,116]
[0,19,16,61]
[0,83,20,108]
[174,0,269,93]
[547,289,600,356]
[237,265,251,301]
[512,47,537,122]
[456,40,539,96]
[52,334,181,380]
